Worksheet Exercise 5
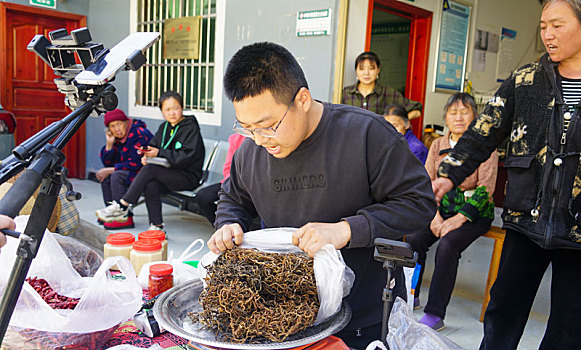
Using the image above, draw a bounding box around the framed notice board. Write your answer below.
[433,0,472,93]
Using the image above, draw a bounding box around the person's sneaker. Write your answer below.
[413,297,421,310]
[96,201,130,222]
[147,223,166,233]
[104,215,135,230]
[419,313,445,331]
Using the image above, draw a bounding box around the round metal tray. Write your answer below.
[153,280,351,349]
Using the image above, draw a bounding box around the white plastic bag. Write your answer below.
[137,239,204,290]
[384,297,464,350]
[0,216,142,343]
[197,227,355,324]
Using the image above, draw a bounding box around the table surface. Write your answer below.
[103,319,189,349]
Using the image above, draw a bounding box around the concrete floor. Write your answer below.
[70,178,550,350]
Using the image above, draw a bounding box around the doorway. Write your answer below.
[367,0,432,139]
[0,3,86,178]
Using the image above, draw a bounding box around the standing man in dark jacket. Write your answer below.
[433,1,581,349]
[95,109,153,225]
[208,42,436,349]
[98,91,205,232]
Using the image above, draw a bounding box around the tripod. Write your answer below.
[0,27,159,345]
[0,84,118,343]
[373,238,418,349]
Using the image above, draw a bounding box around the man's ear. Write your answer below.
[296,87,312,112]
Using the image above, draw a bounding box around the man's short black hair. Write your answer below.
[223,42,309,104]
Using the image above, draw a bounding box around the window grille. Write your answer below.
[136,0,216,112]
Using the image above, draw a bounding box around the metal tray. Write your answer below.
[153,280,351,349]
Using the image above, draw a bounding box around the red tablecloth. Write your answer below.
[103,320,189,349]
[103,286,189,349]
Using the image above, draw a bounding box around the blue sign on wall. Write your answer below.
[434,0,471,92]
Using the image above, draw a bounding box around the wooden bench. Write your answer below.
[480,225,506,322]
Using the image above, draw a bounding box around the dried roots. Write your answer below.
[190,247,319,343]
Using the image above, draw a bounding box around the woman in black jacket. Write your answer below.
[433,1,581,349]
[99,91,205,232]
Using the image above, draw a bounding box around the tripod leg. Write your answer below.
[0,176,62,343]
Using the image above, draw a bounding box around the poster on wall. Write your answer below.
[496,27,517,82]
[472,29,500,72]
[433,0,471,93]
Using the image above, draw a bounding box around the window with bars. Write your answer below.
[135,0,216,112]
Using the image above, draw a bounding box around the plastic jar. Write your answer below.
[148,263,174,298]
[130,239,163,276]
[104,232,135,270]
[138,230,168,261]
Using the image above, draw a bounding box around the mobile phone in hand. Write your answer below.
[135,145,149,154]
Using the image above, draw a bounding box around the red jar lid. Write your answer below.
[133,239,162,252]
[139,230,166,242]
[150,263,173,276]
[106,232,135,246]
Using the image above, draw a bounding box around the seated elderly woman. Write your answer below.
[95,109,153,226]
[405,93,498,331]
[385,104,428,164]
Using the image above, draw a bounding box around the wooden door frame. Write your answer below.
[0,2,87,177]
[0,2,86,110]
[366,0,432,139]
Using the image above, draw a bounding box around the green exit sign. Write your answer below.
[29,0,57,9]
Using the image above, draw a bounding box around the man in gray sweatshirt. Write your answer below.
[208,42,436,348]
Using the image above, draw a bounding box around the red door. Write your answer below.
[0,3,86,178]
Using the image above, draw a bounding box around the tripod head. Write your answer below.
[374,238,417,268]
[27,27,159,112]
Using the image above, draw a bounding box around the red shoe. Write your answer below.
[104,216,135,230]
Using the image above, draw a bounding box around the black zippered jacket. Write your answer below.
[439,53,581,250]
[149,115,205,184]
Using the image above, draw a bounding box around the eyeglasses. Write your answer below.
[233,89,301,138]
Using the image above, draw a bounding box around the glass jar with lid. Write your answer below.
[138,230,168,261]
[130,239,162,276]
[148,263,174,298]
[104,232,135,270]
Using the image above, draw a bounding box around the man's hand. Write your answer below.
[292,221,351,258]
[143,146,159,158]
[432,177,454,204]
[438,213,468,237]
[105,130,115,150]
[0,214,16,251]
[208,223,244,254]
[430,212,444,237]
[95,167,115,182]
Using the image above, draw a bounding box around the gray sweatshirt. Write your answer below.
[216,102,436,329]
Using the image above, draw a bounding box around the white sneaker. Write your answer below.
[147,223,166,233]
[96,201,129,222]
